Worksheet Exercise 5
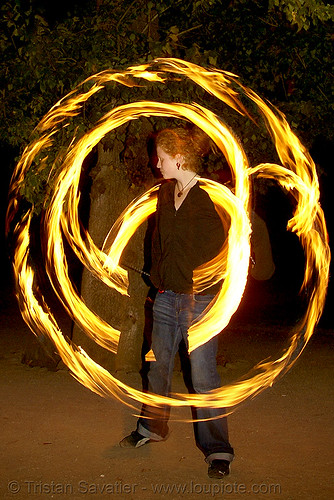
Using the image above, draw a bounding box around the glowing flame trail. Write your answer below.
[7,58,330,414]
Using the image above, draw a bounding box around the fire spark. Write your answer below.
[7,58,330,415]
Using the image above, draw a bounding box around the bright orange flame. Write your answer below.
[7,58,330,415]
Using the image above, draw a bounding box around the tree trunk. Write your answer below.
[72,129,155,373]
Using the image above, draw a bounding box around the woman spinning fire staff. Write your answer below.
[120,127,234,479]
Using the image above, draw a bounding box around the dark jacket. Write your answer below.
[150,180,225,294]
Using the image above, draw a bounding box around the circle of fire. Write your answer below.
[7,59,330,414]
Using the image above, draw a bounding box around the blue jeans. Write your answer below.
[138,290,234,463]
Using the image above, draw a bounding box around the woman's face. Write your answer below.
[156,146,179,179]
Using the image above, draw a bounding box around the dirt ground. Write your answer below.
[1,291,333,500]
